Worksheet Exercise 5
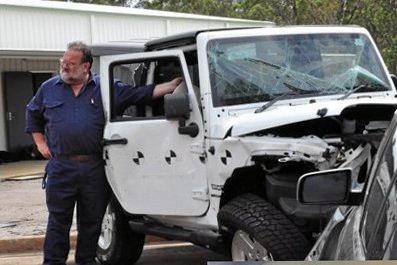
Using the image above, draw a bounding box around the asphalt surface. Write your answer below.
[0,160,46,180]
[0,178,78,238]
[0,178,48,237]
[0,243,228,265]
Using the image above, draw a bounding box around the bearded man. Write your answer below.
[25,41,181,265]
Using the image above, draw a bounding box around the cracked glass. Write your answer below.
[207,33,391,107]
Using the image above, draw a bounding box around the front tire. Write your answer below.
[97,197,145,265]
[218,193,310,261]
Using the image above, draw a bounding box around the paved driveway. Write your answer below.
[0,243,227,265]
[0,160,46,180]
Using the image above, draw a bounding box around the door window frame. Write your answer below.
[108,55,186,123]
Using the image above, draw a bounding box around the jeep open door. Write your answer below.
[100,50,208,216]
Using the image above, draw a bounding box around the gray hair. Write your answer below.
[67,41,93,69]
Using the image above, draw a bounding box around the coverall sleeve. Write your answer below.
[25,87,45,134]
[113,81,155,115]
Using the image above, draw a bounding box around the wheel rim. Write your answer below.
[231,230,274,261]
[98,204,114,250]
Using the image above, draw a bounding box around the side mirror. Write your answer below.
[164,92,190,120]
[164,89,199,138]
[391,74,397,88]
[297,168,362,206]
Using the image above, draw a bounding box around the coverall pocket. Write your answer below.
[44,101,64,122]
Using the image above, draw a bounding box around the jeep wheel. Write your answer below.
[97,197,145,265]
[218,193,309,261]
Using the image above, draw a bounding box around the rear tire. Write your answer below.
[97,197,145,265]
[218,193,310,261]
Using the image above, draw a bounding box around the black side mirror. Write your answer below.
[164,92,190,120]
[164,86,199,138]
[391,74,397,89]
[297,168,362,206]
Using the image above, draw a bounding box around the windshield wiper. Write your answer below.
[255,91,296,113]
[338,84,390,100]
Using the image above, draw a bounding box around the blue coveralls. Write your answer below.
[25,73,154,265]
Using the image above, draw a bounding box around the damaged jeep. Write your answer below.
[95,26,397,264]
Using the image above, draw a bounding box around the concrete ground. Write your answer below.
[0,160,46,180]
[0,178,76,238]
[0,243,227,265]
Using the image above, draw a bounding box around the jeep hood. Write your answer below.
[227,97,397,137]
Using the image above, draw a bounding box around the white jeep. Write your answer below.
[94,26,397,263]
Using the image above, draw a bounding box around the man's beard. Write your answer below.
[60,67,85,84]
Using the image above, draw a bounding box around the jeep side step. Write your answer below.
[128,220,224,250]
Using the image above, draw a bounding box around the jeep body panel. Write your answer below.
[229,98,397,137]
[100,50,209,216]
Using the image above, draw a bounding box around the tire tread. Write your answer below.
[218,193,310,260]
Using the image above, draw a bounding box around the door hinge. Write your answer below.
[192,187,209,201]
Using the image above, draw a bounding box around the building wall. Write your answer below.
[0,6,91,51]
[0,58,59,151]
[0,1,271,51]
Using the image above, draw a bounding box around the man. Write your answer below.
[25,41,181,265]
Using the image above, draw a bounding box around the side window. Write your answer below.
[362,129,397,259]
[110,57,182,121]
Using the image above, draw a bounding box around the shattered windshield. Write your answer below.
[207,33,391,107]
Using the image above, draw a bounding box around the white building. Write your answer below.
[0,0,272,156]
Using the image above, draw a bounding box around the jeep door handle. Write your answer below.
[101,138,128,146]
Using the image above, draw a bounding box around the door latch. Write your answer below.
[101,138,128,146]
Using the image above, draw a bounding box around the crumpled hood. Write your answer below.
[228,97,397,137]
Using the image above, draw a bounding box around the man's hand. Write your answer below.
[32,132,52,159]
[37,142,52,159]
[152,77,183,99]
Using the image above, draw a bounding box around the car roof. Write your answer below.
[144,27,266,51]
[90,42,144,56]
[91,25,366,55]
[145,25,365,51]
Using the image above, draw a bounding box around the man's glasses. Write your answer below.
[59,58,79,68]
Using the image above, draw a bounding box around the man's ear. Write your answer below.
[83,62,91,73]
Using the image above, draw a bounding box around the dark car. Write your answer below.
[298,111,397,260]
